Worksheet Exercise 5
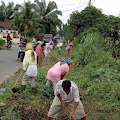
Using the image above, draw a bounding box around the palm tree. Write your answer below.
[0,1,6,21]
[12,0,62,38]
[6,2,15,20]
[34,0,62,35]
[12,1,35,35]
[0,1,15,21]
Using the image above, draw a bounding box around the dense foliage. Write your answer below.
[0,39,5,46]
[68,6,103,36]
[70,32,120,113]
[0,0,62,39]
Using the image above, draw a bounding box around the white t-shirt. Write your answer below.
[57,43,63,47]
[55,80,80,102]
[65,45,72,50]
[45,43,53,49]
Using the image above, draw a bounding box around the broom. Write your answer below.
[12,71,24,93]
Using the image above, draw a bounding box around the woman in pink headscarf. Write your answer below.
[35,42,43,65]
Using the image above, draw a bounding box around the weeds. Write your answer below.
[0,32,120,119]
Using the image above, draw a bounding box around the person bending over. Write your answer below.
[47,80,86,120]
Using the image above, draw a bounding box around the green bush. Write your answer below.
[0,39,5,46]
[95,113,107,120]
[26,37,32,42]
[70,32,120,111]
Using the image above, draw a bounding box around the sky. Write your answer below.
[2,0,120,24]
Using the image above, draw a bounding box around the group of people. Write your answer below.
[45,58,86,120]
[19,35,54,95]
[17,35,86,120]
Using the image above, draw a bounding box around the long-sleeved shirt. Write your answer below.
[55,80,80,102]
[23,50,37,71]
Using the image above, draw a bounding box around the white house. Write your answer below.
[0,22,20,44]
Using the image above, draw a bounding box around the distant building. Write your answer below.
[54,34,64,41]
[44,34,53,42]
[0,22,20,44]
[0,22,11,30]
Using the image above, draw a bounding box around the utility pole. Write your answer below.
[88,0,91,7]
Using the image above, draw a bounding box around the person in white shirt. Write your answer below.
[47,80,86,120]
[57,42,63,55]
[65,42,73,57]
[21,43,38,95]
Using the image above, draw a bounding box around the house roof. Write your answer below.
[0,22,11,29]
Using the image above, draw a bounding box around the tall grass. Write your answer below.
[70,32,120,112]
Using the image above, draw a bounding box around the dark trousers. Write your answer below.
[18,51,21,58]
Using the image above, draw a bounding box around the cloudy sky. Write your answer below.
[2,0,120,24]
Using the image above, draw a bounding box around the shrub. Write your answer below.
[70,32,120,111]
[26,37,32,42]
[0,39,6,46]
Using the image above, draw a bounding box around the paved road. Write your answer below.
[0,47,22,85]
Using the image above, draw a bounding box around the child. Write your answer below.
[44,47,51,59]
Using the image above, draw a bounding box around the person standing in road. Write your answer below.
[17,35,27,61]
[47,80,86,120]
[6,33,12,48]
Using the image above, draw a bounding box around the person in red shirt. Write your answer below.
[6,33,12,48]
[6,33,11,41]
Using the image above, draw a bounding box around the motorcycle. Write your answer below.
[6,40,12,49]
[19,45,25,62]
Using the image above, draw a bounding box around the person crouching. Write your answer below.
[21,43,38,95]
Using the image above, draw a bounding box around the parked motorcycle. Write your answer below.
[19,45,25,62]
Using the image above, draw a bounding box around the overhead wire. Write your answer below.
[78,0,82,11]
[92,0,95,4]
[58,3,81,7]
[61,3,88,13]
[59,0,96,13]
[62,6,81,12]
[78,0,86,12]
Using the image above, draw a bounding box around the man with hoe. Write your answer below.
[47,80,86,120]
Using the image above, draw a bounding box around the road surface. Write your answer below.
[0,47,22,85]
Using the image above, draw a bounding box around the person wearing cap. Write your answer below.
[35,41,43,65]
[65,42,73,57]
[46,58,73,93]
[21,43,38,95]
[47,80,86,120]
